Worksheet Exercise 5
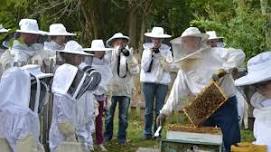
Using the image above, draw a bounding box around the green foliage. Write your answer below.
[191,1,268,59]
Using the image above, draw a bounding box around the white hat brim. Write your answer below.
[0,29,10,33]
[56,50,93,56]
[47,32,76,36]
[235,70,271,86]
[16,30,47,35]
[106,36,130,47]
[181,33,209,40]
[208,37,224,40]
[83,48,114,52]
[144,33,171,38]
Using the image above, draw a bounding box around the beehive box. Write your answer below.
[161,124,223,152]
[183,81,227,127]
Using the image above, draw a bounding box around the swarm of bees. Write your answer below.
[183,81,227,127]
[168,124,221,135]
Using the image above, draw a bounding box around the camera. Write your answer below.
[120,47,130,56]
[152,48,160,54]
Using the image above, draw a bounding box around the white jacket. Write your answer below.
[105,47,140,97]
[92,57,113,96]
[0,67,43,152]
[140,43,173,85]
[44,41,64,57]
[251,92,271,152]
[10,40,45,63]
[160,47,245,116]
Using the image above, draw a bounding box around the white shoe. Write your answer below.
[98,144,107,151]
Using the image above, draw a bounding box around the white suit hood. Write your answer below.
[52,64,78,97]
[0,67,31,108]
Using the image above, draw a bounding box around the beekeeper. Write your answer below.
[104,33,139,144]
[140,27,172,139]
[206,31,248,128]
[0,64,52,152]
[235,51,271,152]
[49,41,101,152]
[44,23,75,57]
[84,40,113,151]
[206,31,225,48]
[0,19,47,69]
[156,27,245,152]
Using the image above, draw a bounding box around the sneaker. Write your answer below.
[98,144,107,151]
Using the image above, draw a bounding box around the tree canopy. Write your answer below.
[0,0,270,58]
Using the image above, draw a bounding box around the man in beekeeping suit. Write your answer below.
[0,19,47,69]
[44,23,75,57]
[157,27,245,152]
[104,33,139,144]
[140,27,173,139]
[0,64,52,152]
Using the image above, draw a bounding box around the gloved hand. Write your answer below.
[156,113,166,127]
[58,122,76,142]
[212,68,227,81]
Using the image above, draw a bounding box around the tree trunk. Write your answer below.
[260,0,271,48]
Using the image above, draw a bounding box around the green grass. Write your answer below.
[96,108,254,152]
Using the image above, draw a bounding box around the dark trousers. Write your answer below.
[104,96,130,144]
[203,96,241,152]
[95,100,105,145]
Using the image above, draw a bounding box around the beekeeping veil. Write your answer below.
[170,27,209,63]
[52,64,101,101]
[21,64,53,113]
[0,67,44,151]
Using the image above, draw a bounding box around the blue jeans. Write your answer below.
[142,83,168,137]
[104,96,130,143]
[203,96,241,152]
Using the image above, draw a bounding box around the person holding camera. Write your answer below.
[104,33,139,144]
[140,27,172,139]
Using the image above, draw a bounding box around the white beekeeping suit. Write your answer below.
[49,64,100,152]
[251,92,271,152]
[0,67,44,152]
[161,47,245,115]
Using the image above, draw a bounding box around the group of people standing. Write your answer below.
[0,18,270,152]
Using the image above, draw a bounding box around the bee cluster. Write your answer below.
[183,82,227,127]
[168,124,221,134]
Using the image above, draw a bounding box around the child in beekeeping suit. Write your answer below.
[156,27,245,152]
[0,64,53,152]
[83,39,114,151]
[49,41,101,152]
[234,51,271,152]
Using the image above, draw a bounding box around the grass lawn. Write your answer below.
[95,109,254,152]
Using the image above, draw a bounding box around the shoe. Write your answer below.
[118,139,127,145]
[98,144,107,151]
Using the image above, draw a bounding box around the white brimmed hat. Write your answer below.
[235,51,271,86]
[206,31,224,40]
[106,33,129,47]
[16,19,47,35]
[57,40,92,56]
[84,40,114,52]
[47,23,76,36]
[0,24,9,33]
[144,27,171,38]
[21,64,53,79]
[171,27,209,44]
